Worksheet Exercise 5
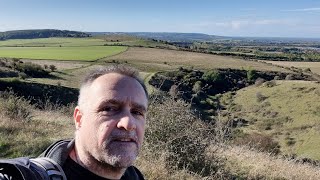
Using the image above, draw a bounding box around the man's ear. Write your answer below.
[73,106,83,130]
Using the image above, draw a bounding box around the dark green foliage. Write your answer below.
[49,64,57,72]
[15,62,49,77]
[0,80,78,107]
[0,29,90,40]
[202,69,222,82]
[247,68,257,82]
[149,68,309,122]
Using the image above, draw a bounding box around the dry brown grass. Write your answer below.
[209,145,320,180]
[261,60,320,75]
[104,47,290,72]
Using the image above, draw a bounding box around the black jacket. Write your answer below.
[0,139,144,180]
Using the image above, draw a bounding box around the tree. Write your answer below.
[49,65,57,72]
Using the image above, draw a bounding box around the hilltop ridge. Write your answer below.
[0,29,91,40]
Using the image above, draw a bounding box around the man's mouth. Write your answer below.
[111,136,137,144]
[115,138,135,142]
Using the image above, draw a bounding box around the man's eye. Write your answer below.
[102,106,117,112]
[132,110,144,116]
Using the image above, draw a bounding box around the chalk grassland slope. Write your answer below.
[0,46,127,61]
[103,47,293,72]
[233,80,320,160]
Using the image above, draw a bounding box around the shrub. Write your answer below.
[16,62,49,77]
[192,81,202,93]
[0,90,33,122]
[247,68,257,82]
[285,74,294,80]
[264,80,277,87]
[18,72,28,79]
[233,133,280,154]
[49,64,57,72]
[255,78,265,87]
[304,68,312,73]
[256,92,268,102]
[202,70,222,82]
[144,95,228,177]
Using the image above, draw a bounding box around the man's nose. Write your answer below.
[117,112,136,131]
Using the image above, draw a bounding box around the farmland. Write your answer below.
[0,38,128,61]
[0,46,127,61]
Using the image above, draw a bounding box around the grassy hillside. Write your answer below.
[231,80,320,160]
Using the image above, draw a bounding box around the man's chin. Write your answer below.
[104,154,137,168]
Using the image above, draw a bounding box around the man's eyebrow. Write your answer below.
[131,102,147,112]
[99,99,147,111]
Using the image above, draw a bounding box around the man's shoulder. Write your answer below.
[122,166,145,180]
[0,139,74,180]
[37,139,74,167]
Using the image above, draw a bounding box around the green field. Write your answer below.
[0,46,127,61]
[0,38,106,47]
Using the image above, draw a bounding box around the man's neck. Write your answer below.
[69,148,126,179]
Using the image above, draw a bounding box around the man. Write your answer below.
[0,65,148,180]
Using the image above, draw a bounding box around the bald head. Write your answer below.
[78,65,148,108]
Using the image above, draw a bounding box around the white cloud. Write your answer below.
[207,19,294,30]
[283,8,320,12]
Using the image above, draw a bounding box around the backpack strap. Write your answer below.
[30,157,67,180]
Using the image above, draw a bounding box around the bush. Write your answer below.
[49,65,57,72]
[285,74,294,80]
[255,78,265,87]
[16,62,49,77]
[0,90,33,122]
[233,133,280,154]
[144,95,228,177]
[264,80,277,87]
[247,68,257,82]
[256,92,268,102]
[202,70,222,82]
[192,81,202,93]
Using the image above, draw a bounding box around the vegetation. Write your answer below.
[149,68,313,120]
[0,29,90,40]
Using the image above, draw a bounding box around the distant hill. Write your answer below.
[89,32,320,43]
[0,29,91,40]
[89,32,225,42]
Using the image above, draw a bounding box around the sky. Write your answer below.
[1,0,320,38]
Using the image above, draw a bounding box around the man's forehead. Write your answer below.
[92,73,140,89]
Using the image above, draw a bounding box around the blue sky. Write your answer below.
[1,0,320,38]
